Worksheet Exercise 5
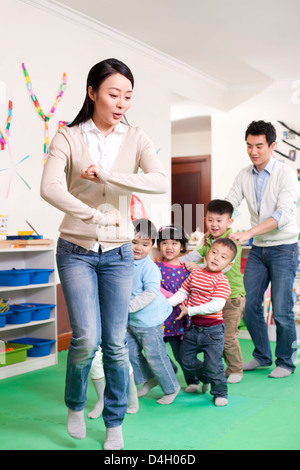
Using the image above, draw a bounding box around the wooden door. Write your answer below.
[171,155,211,235]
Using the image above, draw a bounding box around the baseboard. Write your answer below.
[58,332,72,351]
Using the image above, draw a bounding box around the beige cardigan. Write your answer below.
[40,124,169,250]
[226,159,299,246]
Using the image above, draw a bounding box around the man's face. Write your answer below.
[246,134,275,172]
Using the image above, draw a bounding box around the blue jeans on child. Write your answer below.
[56,238,134,428]
[244,243,298,372]
[180,323,227,399]
[126,324,179,394]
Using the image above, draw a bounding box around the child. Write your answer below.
[88,347,138,419]
[156,225,200,393]
[168,238,237,406]
[126,218,181,405]
[180,199,246,384]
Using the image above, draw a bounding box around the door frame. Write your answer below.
[171,155,211,231]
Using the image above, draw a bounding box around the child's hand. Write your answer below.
[175,305,189,320]
[185,261,200,272]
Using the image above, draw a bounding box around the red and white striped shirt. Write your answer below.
[181,268,231,325]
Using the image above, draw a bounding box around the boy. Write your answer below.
[126,219,181,405]
[168,238,237,406]
[180,199,246,383]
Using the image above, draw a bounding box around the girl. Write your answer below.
[88,347,138,419]
[156,225,200,392]
[41,58,168,450]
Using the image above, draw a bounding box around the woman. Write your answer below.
[40,58,168,450]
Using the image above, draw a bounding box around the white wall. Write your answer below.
[211,80,300,231]
[172,130,212,157]
[0,0,227,241]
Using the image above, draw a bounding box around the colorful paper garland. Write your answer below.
[0,100,12,150]
[0,99,31,195]
[21,63,67,164]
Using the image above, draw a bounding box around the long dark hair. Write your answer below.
[69,58,134,127]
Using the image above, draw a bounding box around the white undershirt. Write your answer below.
[80,118,127,171]
[80,119,127,252]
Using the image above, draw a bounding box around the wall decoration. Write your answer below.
[278,120,300,137]
[21,63,68,164]
[282,139,300,151]
[0,100,31,196]
[0,100,12,150]
[274,149,296,161]
[58,121,70,129]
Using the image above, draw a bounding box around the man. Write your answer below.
[226,120,299,378]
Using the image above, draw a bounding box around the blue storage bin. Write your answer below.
[0,269,32,286]
[29,269,54,284]
[19,303,56,321]
[11,337,56,357]
[6,304,35,324]
[0,310,12,328]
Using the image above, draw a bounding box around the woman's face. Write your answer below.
[88,73,133,135]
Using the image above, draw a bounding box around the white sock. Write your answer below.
[268,367,292,378]
[243,358,262,370]
[88,378,105,419]
[103,425,124,450]
[157,385,181,405]
[227,373,243,383]
[214,397,228,407]
[67,409,86,439]
[127,374,139,414]
[185,384,200,393]
[138,377,158,397]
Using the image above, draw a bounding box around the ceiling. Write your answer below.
[55,0,300,131]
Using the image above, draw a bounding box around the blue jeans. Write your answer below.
[180,323,227,399]
[244,243,298,372]
[126,324,179,394]
[56,238,134,428]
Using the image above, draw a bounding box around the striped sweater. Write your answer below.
[168,268,231,326]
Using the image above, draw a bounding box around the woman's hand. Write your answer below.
[100,209,120,227]
[80,164,101,183]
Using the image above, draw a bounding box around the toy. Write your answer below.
[189,227,204,246]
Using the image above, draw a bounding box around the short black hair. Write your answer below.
[206,199,234,217]
[245,120,276,147]
[132,218,157,245]
[157,225,189,252]
[212,237,237,260]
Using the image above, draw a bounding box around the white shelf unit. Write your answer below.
[0,245,57,379]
